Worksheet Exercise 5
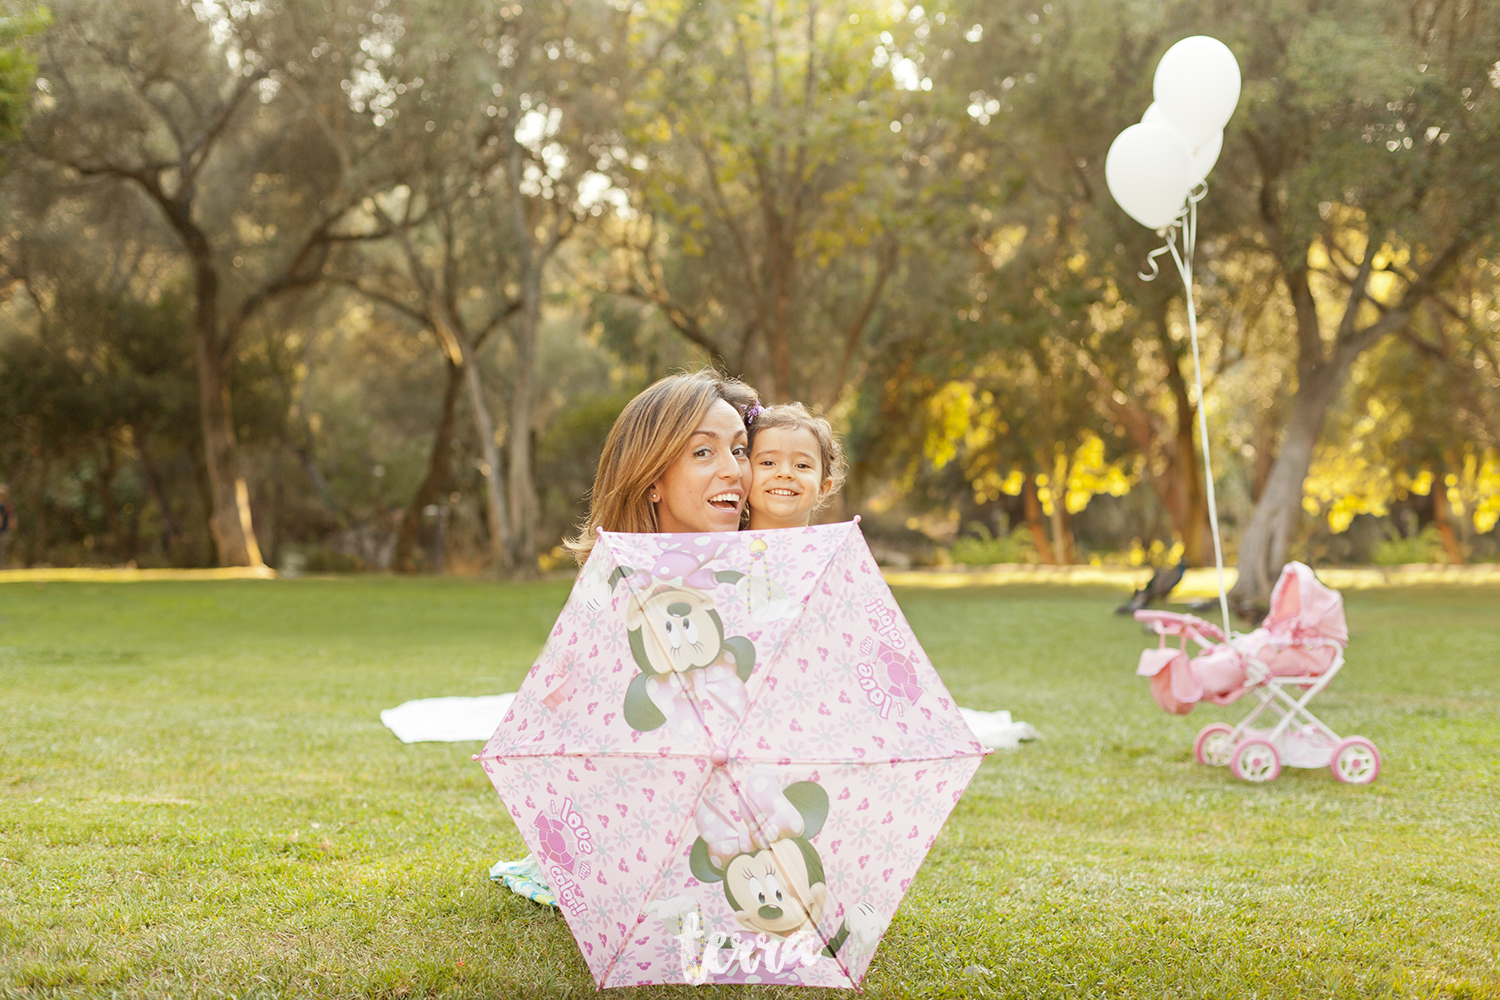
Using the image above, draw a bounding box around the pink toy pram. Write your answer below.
[1133,561,1381,784]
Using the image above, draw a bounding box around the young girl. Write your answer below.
[744,403,847,530]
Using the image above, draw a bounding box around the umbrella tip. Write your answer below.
[595,526,604,536]
[852,514,861,524]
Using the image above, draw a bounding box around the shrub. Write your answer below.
[950,523,1039,566]
[1372,524,1447,565]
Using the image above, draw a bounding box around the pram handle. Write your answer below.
[1133,609,1228,645]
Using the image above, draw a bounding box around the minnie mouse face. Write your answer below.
[722,837,829,938]
[626,584,726,676]
[690,778,834,942]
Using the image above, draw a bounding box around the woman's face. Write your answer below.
[651,399,750,534]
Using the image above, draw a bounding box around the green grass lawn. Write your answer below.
[1,578,1496,999]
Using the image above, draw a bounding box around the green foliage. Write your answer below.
[0,2,47,147]
[949,522,1037,565]
[0,579,1496,996]
[1373,524,1448,566]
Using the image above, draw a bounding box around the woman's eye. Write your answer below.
[732,445,747,457]
[694,447,711,458]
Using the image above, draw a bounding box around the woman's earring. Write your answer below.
[650,492,659,502]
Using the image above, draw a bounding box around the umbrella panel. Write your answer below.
[478,522,987,989]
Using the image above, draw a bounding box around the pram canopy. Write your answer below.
[1264,560,1348,648]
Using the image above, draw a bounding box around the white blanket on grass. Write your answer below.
[380,694,516,744]
[380,694,1038,749]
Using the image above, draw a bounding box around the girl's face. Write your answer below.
[747,426,828,530]
[650,399,750,534]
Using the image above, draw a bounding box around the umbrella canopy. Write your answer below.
[476,520,987,989]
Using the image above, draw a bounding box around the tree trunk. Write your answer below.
[451,328,511,572]
[1230,352,1349,610]
[1048,495,1075,565]
[1251,404,1279,501]
[1431,467,1464,564]
[26,455,47,567]
[188,253,263,567]
[1164,360,1212,566]
[761,199,793,401]
[506,265,542,577]
[136,435,180,561]
[395,359,463,573]
[99,441,122,562]
[1022,474,1053,564]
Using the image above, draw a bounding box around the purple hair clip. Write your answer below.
[741,402,765,427]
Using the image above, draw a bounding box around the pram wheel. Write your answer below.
[1330,737,1381,785]
[1193,723,1235,767]
[1230,739,1281,782]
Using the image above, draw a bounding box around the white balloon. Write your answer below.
[1141,104,1223,184]
[1153,36,1241,149]
[1105,122,1193,230]
[1188,129,1223,185]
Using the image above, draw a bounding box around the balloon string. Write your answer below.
[1165,211,1232,636]
[1137,182,1209,281]
[1138,243,1173,282]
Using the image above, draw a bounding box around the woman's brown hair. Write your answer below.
[565,369,759,563]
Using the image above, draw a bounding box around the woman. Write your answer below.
[566,369,759,564]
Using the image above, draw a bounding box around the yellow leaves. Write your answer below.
[1304,429,1394,531]
[983,225,1026,269]
[1127,538,1182,567]
[923,381,976,470]
[1307,240,1331,271]
[1450,449,1500,533]
[967,469,1024,505]
[1035,437,1135,516]
[1307,409,1499,533]
[1063,434,1134,513]
[927,380,1138,514]
[644,117,672,144]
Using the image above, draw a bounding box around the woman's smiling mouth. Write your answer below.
[707,492,742,511]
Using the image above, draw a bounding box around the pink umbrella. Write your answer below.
[475,520,987,988]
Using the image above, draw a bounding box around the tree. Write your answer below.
[0,1,48,152]
[1302,273,1500,561]
[335,0,626,574]
[862,0,1226,563]
[25,0,393,566]
[609,0,931,405]
[1207,0,1500,606]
